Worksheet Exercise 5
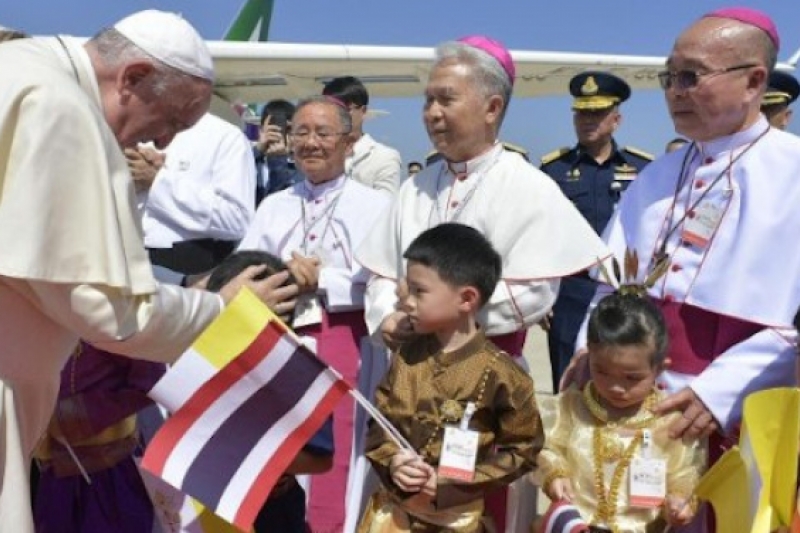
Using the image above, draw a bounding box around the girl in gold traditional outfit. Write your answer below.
[538,294,705,533]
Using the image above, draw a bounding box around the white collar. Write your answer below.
[696,116,770,160]
[446,142,503,179]
[302,174,346,199]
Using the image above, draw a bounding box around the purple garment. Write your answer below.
[34,343,166,533]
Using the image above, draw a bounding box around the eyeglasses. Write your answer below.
[288,130,349,143]
[657,63,758,91]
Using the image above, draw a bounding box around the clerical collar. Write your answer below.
[302,174,345,199]
[696,115,771,160]
[446,143,503,180]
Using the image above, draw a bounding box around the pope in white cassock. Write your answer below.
[0,11,295,532]
[355,35,610,533]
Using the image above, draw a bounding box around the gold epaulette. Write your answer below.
[623,146,654,161]
[539,147,570,165]
[501,142,529,160]
[425,149,441,166]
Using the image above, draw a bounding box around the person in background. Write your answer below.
[761,70,800,130]
[539,71,653,393]
[141,111,256,275]
[406,160,423,179]
[323,76,403,195]
[255,99,302,205]
[359,223,542,533]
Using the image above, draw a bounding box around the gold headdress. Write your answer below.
[596,248,670,297]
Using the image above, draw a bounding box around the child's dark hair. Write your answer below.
[206,250,293,293]
[587,293,668,367]
[402,223,501,307]
[794,305,800,332]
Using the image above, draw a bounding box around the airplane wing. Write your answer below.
[207,40,796,120]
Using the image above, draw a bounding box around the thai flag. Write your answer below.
[540,499,589,533]
[142,289,351,531]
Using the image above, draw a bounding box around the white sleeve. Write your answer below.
[690,327,797,432]
[370,150,402,196]
[364,275,399,336]
[479,278,560,336]
[318,264,369,311]
[146,133,256,241]
[27,281,222,363]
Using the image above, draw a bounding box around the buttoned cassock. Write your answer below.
[578,116,800,432]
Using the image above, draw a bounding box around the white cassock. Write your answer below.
[142,112,255,247]
[0,36,222,531]
[238,175,390,533]
[357,142,611,341]
[578,116,800,432]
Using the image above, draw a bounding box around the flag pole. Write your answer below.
[279,320,414,452]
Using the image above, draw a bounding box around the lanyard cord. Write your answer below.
[654,125,770,264]
[299,186,343,256]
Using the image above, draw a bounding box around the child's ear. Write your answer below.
[459,286,481,313]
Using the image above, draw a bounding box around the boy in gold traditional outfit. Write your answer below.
[358,223,543,532]
[538,293,705,533]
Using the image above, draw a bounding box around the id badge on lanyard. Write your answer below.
[438,402,479,482]
[629,430,666,508]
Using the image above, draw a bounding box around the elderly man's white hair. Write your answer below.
[433,41,513,124]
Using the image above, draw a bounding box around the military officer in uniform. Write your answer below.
[761,70,800,130]
[540,70,652,391]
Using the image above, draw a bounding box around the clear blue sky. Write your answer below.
[6,1,800,164]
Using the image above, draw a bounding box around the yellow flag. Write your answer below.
[695,448,751,533]
[741,388,800,529]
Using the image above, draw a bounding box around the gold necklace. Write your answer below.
[583,382,657,463]
[582,382,658,428]
[592,427,644,533]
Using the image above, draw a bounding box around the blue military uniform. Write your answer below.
[540,71,653,391]
[762,70,800,108]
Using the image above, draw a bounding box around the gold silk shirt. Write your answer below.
[537,387,706,533]
[365,331,543,518]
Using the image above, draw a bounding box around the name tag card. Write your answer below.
[682,201,723,249]
[629,457,667,508]
[438,426,479,482]
[293,294,323,328]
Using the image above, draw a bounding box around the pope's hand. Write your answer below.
[218,265,298,316]
[652,387,719,440]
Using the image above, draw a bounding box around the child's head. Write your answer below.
[586,293,667,410]
[401,223,501,333]
[206,250,293,293]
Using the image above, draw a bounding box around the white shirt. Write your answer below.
[356,143,610,337]
[346,133,402,196]
[142,113,255,248]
